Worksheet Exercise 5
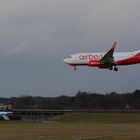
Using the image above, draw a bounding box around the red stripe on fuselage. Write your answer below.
[116,52,140,65]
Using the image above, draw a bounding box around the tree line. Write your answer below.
[1,90,140,110]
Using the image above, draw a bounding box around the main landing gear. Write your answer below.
[74,67,77,71]
[113,64,118,71]
[114,66,118,71]
[109,65,118,71]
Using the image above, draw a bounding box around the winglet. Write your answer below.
[111,41,117,52]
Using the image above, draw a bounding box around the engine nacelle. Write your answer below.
[88,60,100,67]
[88,60,111,69]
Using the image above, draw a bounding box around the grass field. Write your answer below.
[1,113,140,140]
[48,113,140,123]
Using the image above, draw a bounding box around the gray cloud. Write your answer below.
[0,0,140,97]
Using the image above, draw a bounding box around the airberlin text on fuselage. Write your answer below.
[79,53,104,61]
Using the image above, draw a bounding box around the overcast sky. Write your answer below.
[0,0,140,97]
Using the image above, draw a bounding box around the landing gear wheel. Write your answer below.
[74,67,77,71]
[114,67,118,71]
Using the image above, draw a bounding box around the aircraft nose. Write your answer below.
[63,58,67,63]
[63,58,69,64]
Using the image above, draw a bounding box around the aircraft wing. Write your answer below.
[100,42,117,64]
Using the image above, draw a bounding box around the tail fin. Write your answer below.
[0,104,4,110]
[0,103,14,112]
[6,103,14,111]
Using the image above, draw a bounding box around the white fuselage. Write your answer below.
[64,41,140,71]
[64,52,136,65]
[0,111,12,115]
[0,111,13,120]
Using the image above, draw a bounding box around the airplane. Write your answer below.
[0,103,14,120]
[63,42,140,71]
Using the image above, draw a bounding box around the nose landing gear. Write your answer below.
[109,64,118,71]
[69,65,77,71]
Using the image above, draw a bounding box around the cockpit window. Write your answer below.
[68,56,72,58]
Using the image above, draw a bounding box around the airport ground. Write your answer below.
[1,113,140,140]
